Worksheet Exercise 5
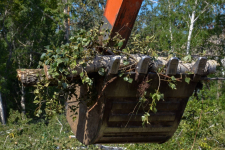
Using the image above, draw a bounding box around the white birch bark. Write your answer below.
[0,92,6,125]
[186,0,209,54]
[168,0,174,52]
[21,85,25,115]
[64,0,69,43]
[186,0,197,55]
[29,53,32,68]
[18,54,26,115]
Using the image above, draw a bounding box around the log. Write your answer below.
[45,55,218,79]
[44,54,144,80]
[17,56,218,86]
[17,69,44,86]
[153,57,218,74]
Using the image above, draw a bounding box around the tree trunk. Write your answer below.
[21,85,25,115]
[64,0,70,43]
[0,92,6,125]
[168,0,174,52]
[17,56,218,86]
[187,10,196,55]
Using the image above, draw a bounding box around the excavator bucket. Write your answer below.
[65,0,217,145]
[66,56,217,145]
[66,74,196,144]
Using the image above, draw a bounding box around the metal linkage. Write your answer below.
[192,57,207,75]
[166,57,179,76]
[108,56,121,75]
[135,56,152,74]
[191,57,207,82]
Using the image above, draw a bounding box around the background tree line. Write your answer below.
[0,0,225,149]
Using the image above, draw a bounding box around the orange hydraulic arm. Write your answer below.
[101,0,143,49]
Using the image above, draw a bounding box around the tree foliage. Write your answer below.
[0,0,225,148]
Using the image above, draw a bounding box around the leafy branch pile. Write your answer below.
[33,25,187,124]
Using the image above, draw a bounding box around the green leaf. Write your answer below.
[142,112,150,125]
[122,49,128,53]
[183,54,192,62]
[64,58,69,64]
[169,82,177,90]
[33,100,39,104]
[45,60,49,65]
[135,34,140,38]
[40,53,46,60]
[128,78,133,83]
[160,94,164,100]
[59,67,63,73]
[44,45,50,50]
[47,50,53,53]
[141,115,146,122]
[150,105,153,110]
[79,47,84,52]
[72,70,77,75]
[56,48,61,53]
[139,96,146,103]
[171,76,176,81]
[56,59,63,66]
[62,82,67,89]
[123,76,129,81]
[118,41,123,47]
[85,77,90,82]
[123,60,129,66]
[44,82,50,87]
[119,73,124,77]
[156,94,161,101]
[80,72,84,77]
[153,107,157,113]
[185,77,191,84]
[98,68,105,76]
[82,63,87,67]
[52,62,57,68]
[34,89,39,94]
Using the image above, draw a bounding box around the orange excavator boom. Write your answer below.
[101,0,143,49]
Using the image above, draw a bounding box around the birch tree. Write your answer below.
[0,92,6,125]
[186,0,211,54]
[139,0,223,57]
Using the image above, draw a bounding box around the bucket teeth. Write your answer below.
[136,56,152,74]
[166,57,179,76]
[192,57,207,75]
[108,56,121,75]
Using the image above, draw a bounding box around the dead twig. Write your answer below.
[56,117,63,134]
[3,135,9,147]
[159,73,182,82]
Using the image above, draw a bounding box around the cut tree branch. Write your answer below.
[17,56,218,86]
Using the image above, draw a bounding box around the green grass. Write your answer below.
[0,110,98,150]
[1,82,225,149]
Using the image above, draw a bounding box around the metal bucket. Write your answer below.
[66,73,197,145]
